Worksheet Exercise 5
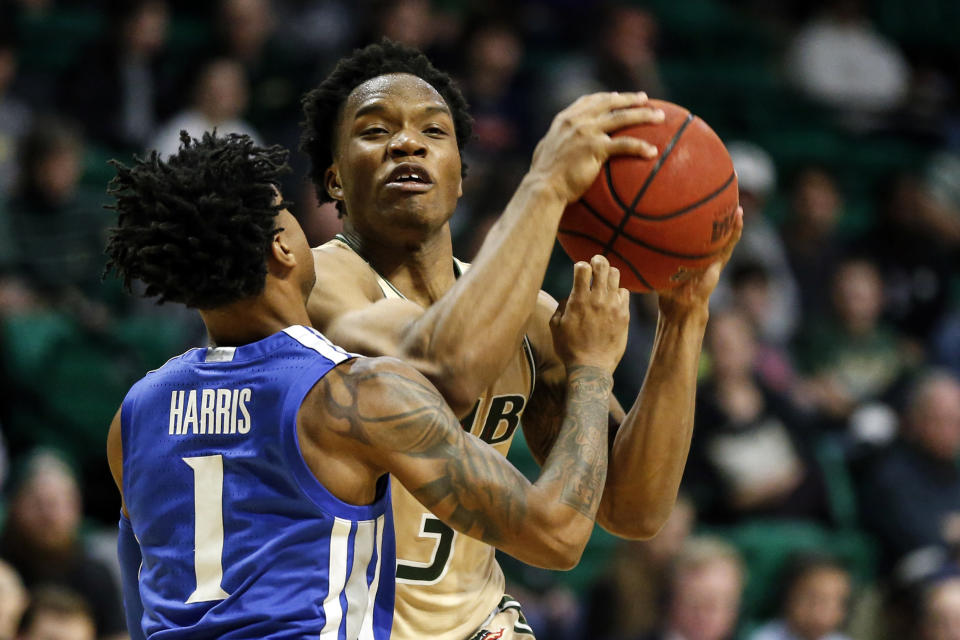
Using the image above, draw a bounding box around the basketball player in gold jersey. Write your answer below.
[301,41,742,640]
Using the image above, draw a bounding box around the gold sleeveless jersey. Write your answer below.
[330,237,536,640]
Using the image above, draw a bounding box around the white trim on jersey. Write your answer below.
[283,325,353,364]
[357,515,385,640]
[343,519,376,639]
[204,346,237,363]
[320,517,352,638]
[320,516,386,639]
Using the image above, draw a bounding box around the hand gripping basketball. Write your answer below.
[558,99,740,293]
[529,92,665,207]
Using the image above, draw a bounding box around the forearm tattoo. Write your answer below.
[320,363,611,547]
[320,367,526,547]
[542,365,613,518]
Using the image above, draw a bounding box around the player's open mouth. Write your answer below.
[385,163,434,192]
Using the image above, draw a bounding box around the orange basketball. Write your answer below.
[558,99,739,292]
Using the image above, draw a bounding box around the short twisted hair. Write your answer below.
[300,39,472,212]
[105,131,291,309]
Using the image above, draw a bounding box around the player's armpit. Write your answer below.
[321,357,612,570]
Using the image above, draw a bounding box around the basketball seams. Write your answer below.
[574,196,731,259]
[598,113,694,259]
[556,228,655,292]
[625,113,695,214]
[578,198,619,232]
[621,171,736,221]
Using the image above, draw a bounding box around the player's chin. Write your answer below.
[381,204,451,238]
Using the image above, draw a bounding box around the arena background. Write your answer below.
[0,0,958,638]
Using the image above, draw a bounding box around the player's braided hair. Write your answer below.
[300,39,473,214]
[104,131,291,309]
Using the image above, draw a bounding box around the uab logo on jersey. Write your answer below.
[460,394,525,445]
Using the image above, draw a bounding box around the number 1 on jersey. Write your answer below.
[184,455,230,603]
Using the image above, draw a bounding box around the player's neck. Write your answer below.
[344,223,458,306]
[199,286,312,347]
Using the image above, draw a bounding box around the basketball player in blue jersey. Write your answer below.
[301,41,743,639]
[104,131,631,640]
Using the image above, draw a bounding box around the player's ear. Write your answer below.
[325,165,344,201]
[270,230,298,270]
[269,209,300,272]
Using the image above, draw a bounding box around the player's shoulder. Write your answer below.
[140,347,203,379]
[123,347,202,406]
[309,239,386,330]
[312,238,383,301]
[305,355,442,425]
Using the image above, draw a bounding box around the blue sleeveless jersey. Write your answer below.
[118,325,395,640]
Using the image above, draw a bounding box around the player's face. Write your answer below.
[327,73,463,245]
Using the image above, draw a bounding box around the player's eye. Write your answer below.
[424,126,447,136]
[361,126,389,137]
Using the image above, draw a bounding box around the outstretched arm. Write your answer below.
[310,259,629,568]
[524,214,742,539]
[310,93,662,414]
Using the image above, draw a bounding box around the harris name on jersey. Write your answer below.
[168,388,253,435]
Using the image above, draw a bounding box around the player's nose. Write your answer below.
[387,130,427,158]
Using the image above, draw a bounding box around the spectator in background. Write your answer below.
[59,0,174,153]
[714,141,800,347]
[750,553,853,640]
[378,0,433,49]
[685,309,832,525]
[865,173,956,344]
[795,257,912,428]
[729,262,797,394]
[273,0,356,65]
[149,57,261,158]
[592,5,665,100]
[3,117,108,303]
[361,0,464,91]
[858,372,960,570]
[459,21,531,159]
[0,559,27,640]
[0,450,125,639]
[918,576,960,640]
[214,0,313,141]
[782,167,846,320]
[0,29,32,202]
[584,495,696,640]
[451,20,533,252]
[546,5,664,127]
[642,537,745,640]
[17,586,95,640]
[924,151,960,244]
[785,0,910,122]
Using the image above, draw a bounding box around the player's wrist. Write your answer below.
[657,298,710,328]
[564,363,615,388]
[518,172,568,214]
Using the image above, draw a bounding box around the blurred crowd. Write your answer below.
[0,0,958,638]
